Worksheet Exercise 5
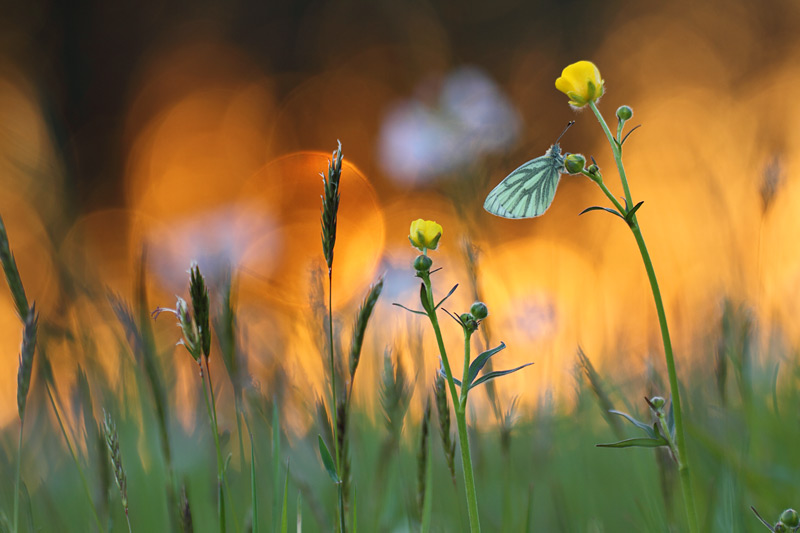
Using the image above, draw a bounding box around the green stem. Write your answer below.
[45,383,104,532]
[460,330,472,409]
[327,269,346,533]
[589,101,699,533]
[13,417,23,533]
[454,406,480,533]
[421,273,481,532]
[201,360,226,533]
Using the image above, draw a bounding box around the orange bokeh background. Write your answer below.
[2,0,800,429]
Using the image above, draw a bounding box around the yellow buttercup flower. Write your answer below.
[555,61,604,108]
[409,219,443,252]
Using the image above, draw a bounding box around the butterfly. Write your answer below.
[483,122,574,219]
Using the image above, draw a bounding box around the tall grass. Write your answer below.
[1,154,799,533]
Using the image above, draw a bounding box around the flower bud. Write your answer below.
[460,313,478,332]
[414,254,433,272]
[470,301,489,320]
[774,522,788,533]
[564,154,586,175]
[555,61,604,108]
[409,219,443,252]
[616,105,633,121]
[780,509,799,528]
[587,164,599,175]
[649,396,666,410]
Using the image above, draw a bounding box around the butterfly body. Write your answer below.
[483,142,567,219]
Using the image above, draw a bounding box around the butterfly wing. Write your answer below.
[483,147,565,219]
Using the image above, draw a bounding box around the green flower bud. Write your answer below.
[587,164,599,175]
[774,522,788,533]
[414,254,433,272]
[616,105,633,121]
[780,509,799,528]
[564,153,586,175]
[470,301,489,320]
[459,313,478,333]
[649,396,666,410]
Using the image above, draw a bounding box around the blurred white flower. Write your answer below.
[378,66,521,185]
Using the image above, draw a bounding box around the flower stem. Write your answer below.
[421,274,481,532]
[589,101,699,533]
[13,417,23,533]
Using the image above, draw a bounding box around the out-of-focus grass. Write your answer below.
[0,295,797,532]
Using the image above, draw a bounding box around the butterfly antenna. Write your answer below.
[555,121,575,144]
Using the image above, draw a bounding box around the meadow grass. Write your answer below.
[1,137,799,533]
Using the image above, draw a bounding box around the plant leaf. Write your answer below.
[466,342,507,386]
[391,302,426,316]
[596,436,668,448]
[435,284,458,310]
[608,410,656,438]
[280,460,290,533]
[318,435,340,483]
[624,201,644,223]
[470,362,533,389]
[579,206,624,220]
[750,506,775,531]
[419,283,432,314]
[438,366,462,387]
[620,124,642,145]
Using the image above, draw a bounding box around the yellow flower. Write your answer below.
[555,61,604,108]
[409,219,443,252]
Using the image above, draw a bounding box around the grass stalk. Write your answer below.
[45,382,104,531]
[201,359,227,533]
[589,100,699,533]
[13,419,24,533]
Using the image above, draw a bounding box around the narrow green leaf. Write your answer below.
[352,485,358,533]
[391,303,426,316]
[318,436,340,483]
[470,362,534,389]
[595,437,668,448]
[579,206,624,220]
[280,461,290,533]
[596,437,668,448]
[466,342,506,386]
[249,423,258,533]
[419,283,432,314]
[750,506,774,531]
[620,124,642,145]
[421,425,434,533]
[273,401,281,532]
[608,410,656,438]
[624,201,644,223]
[434,284,458,310]
[296,492,302,533]
[438,367,461,387]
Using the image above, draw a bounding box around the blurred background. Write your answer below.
[1,0,800,433]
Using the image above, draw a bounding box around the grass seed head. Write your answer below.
[434,371,456,483]
[321,141,343,271]
[102,410,128,513]
[16,304,38,420]
[0,214,30,321]
[189,263,211,359]
[349,276,384,379]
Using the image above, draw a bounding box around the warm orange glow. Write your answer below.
[5,1,800,432]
